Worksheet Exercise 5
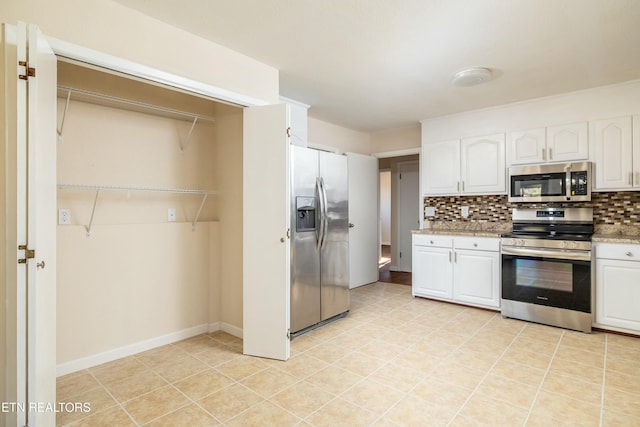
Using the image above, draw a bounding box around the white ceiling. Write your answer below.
[113,0,640,133]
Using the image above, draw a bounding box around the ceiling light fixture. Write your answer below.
[451,67,492,87]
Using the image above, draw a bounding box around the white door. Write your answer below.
[243,104,290,360]
[2,23,57,426]
[346,152,378,288]
[397,161,419,272]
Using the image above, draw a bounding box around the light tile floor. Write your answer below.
[57,282,640,426]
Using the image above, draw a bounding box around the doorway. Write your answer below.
[377,155,419,285]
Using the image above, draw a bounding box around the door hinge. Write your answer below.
[18,244,35,264]
[286,127,291,138]
[18,61,36,80]
[286,329,290,339]
[399,251,402,258]
[399,173,402,180]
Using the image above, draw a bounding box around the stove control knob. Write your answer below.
[559,241,566,248]
[569,242,577,249]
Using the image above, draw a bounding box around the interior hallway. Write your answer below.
[378,245,412,286]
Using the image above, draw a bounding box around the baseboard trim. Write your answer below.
[213,322,243,339]
[56,324,209,377]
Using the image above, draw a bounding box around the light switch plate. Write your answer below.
[168,208,176,222]
[461,206,470,218]
[425,206,436,217]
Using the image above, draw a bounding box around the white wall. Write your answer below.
[421,80,640,143]
[370,125,421,154]
[308,117,370,154]
[2,0,279,104]
[379,171,391,245]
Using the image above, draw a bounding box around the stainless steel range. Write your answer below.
[501,207,594,333]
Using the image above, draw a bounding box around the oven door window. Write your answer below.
[502,254,591,312]
[510,172,566,198]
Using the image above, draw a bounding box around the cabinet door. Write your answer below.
[412,246,453,300]
[460,133,506,194]
[596,259,640,333]
[422,140,460,195]
[546,122,588,163]
[591,116,633,190]
[510,128,546,165]
[453,249,500,308]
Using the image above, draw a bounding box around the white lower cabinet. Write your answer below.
[412,234,500,309]
[595,243,640,334]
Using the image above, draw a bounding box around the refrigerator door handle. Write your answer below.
[318,177,329,250]
[316,177,326,250]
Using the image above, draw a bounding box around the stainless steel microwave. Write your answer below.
[508,162,591,203]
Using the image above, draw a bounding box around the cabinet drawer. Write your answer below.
[413,234,453,248]
[454,236,500,252]
[596,243,640,261]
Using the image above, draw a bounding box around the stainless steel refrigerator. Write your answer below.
[291,146,349,336]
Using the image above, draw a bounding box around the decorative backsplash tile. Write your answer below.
[423,192,640,226]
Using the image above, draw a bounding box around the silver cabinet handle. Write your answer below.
[37,261,45,269]
[542,148,546,161]
[457,181,460,192]
[549,148,553,160]
[454,252,458,263]
[630,173,634,186]
[462,181,465,192]
[430,240,434,244]
[449,251,452,263]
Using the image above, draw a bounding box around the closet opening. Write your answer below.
[55,59,244,376]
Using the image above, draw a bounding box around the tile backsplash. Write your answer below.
[423,192,640,226]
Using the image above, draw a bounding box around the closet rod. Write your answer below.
[57,183,217,195]
[57,86,216,123]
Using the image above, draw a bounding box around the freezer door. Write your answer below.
[319,151,350,320]
[290,146,321,333]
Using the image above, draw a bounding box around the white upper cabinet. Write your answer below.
[422,139,461,195]
[460,133,506,194]
[510,128,546,165]
[547,122,589,162]
[591,116,635,190]
[422,134,505,196]
[510,122,588,165]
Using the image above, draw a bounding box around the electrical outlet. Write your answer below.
[58,209,71,225]
[461,206,470,218]
[168,208,177,222]
[425,206,436,217]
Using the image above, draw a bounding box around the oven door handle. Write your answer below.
[501,246,591,261]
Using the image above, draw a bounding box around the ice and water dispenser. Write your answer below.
[296,196,316,231]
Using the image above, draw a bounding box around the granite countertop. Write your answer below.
[413,222,640,244]
[592,225,640,244]
[412,221,510,238]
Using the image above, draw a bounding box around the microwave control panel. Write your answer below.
[570,171,588,196]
